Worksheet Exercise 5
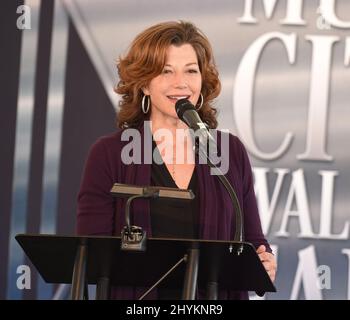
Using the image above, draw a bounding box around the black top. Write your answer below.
[150,141,199,239]
[150,140,199,299]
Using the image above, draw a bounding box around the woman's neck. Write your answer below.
[149,112,194,164]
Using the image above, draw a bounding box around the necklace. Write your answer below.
[171,153,176,180]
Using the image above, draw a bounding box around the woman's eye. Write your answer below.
[187,69,199,73]
[162,69,172,74]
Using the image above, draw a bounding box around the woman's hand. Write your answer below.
[256,245,277,282]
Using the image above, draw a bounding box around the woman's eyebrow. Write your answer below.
[164,62,198,67]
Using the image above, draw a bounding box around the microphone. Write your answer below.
[175,98,216,146]
[175,98,244,253]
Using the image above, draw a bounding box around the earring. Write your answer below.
[142,95,150,114]
[196,93,204,111]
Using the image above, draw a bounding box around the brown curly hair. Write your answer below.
[115,21,221,129]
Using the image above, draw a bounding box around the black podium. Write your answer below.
[15,234,276,300]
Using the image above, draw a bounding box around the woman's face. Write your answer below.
[144,44,202,122]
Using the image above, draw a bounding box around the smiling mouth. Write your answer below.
[167,95,190,102]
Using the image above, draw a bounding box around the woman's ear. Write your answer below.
[142,86,150,96]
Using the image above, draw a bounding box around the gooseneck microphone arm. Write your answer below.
[176,99,244,254]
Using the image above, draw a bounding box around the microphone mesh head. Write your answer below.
[175,99,196,120]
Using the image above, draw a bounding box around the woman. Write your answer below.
[77,21,276,299]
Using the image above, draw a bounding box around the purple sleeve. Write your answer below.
[76,138,116,236]
[234,136,272,253]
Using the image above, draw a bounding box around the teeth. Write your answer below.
[168,96,189,100]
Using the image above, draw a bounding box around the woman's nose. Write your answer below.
[173,72,188,88]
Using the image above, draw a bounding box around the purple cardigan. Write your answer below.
[77,125,271,299]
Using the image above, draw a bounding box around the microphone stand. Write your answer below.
[175,99,244,248]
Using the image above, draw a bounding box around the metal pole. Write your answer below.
[71,240,87,300]
[182,245,199,300]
